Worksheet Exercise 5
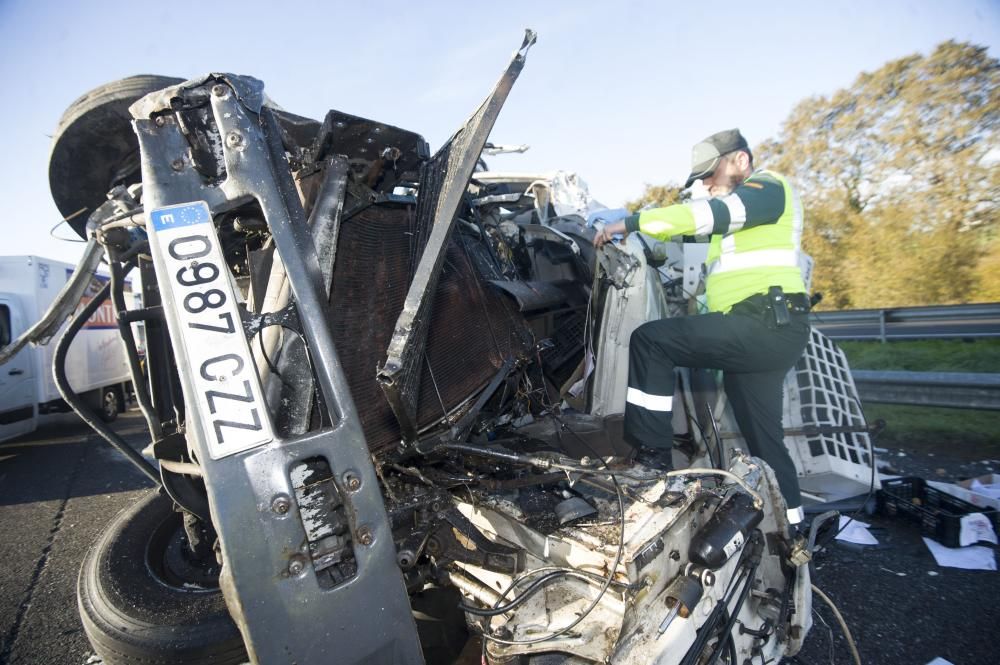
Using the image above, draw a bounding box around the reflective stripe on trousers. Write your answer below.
[626,387,673,412]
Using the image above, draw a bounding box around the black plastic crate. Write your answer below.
[877,476,1000,548]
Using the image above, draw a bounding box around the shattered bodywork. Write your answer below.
[34,29,882,665]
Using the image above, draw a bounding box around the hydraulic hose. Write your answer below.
[109,258,162,440]
[703,563,758,665]
[680,532,762,665]
[53,281,161,486]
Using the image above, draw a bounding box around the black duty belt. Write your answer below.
[736,291,810,313]
[729,289,811,328]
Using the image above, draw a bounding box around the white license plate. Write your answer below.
[149,201,274,459]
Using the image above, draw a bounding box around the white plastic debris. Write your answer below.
[834,516,879,546]
[970,477,1000,500]
[958,512,998,546]
[922,537,997,571]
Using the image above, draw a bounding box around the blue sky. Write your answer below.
[0,0,997,264]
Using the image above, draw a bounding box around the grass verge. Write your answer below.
[837,339,1000,373]
[838,340,1000,458]
[862,403,1000,460]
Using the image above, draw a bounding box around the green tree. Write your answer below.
[757,40,999,307]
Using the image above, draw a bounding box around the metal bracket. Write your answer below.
[240,303,301,339]
[378,30,535,442]
[132,75,423,664]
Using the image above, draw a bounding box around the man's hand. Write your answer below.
[593,220,628,247]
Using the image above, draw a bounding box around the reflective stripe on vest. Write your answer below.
[704,170,807,312]
[707,248,800,275]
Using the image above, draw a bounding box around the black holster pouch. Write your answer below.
[768,286,791,328]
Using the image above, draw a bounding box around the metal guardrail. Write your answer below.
[811,302,1000,341]
[852,370,1000,410]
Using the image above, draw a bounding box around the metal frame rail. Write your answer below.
[811,302,1000,341]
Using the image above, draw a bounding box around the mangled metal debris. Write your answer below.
[30,26,888,665]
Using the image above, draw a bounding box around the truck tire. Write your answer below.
[47,76,322,240]
[78,490,248,665]
[97,386,121,423]
[48,75,185,238]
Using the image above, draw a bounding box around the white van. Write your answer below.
[0,255,132,443]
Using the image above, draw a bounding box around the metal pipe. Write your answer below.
[110,258,162,439]
[665,468,764,509]
[159,458,204,476]
[0,238,104,365]
[445,569,504,610]
[53,281,161,486]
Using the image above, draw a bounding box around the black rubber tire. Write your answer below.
[78,490,248,665]
[48,75,184,237]
[96,386,121,423]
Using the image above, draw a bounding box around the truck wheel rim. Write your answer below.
[103,391,118,419]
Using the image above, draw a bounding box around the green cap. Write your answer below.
[684,128,749,188]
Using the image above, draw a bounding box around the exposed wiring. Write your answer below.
[97,217,145,232]
[480,473,625,646]
[257,329,283,379]
[460,565,637,620]
[663,468,763,509]
[453,344,761,651]
[461,569,612,617]
[109,254,162,441]
[49,206,91,242]
[487,564,635,591]
[675,369,723,470]
[812,607,836,665]
[811,584,862,665]
[680,535,760,665]
[97,205,146,226]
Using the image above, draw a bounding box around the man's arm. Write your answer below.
[593,172,786,247]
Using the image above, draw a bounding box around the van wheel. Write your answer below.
[97,387,121,423]
[48,75,185,238]
[78,490,247,665]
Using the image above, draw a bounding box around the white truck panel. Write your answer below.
[0,255,131,442]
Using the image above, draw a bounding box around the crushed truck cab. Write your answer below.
[23,29,878,665]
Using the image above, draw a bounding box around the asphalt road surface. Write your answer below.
[0,411,997,664]
[0,412,155,665]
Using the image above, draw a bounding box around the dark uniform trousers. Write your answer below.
[625,296,810,509]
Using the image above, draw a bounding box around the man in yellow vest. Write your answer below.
[594,129,811,525]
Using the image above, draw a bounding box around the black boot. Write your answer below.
[633,445,674,472]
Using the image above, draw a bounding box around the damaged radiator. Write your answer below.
[326,203,530,454]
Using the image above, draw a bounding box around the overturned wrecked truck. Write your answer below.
[27,29,874,665]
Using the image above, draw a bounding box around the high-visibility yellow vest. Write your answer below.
[629,169,807,313]
[704,170,806,313]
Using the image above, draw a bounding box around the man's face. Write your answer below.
[703,151,749,196]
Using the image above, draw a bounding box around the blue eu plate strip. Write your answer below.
[150,201,212,231]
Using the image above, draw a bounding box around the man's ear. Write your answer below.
[735,150,752,172]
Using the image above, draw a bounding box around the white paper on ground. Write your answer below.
[922,537,997,571]
[959,512,998,546]
[835,515,879,545]
[925,658,956,665]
